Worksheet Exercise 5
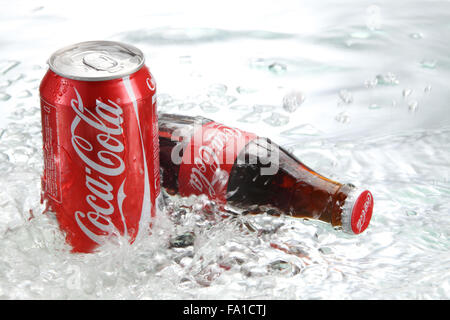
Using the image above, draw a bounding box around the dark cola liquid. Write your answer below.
[158,113,351,227]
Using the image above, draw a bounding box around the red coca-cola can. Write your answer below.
[39,41,161,253]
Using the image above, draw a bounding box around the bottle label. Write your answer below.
[178,121,257,202]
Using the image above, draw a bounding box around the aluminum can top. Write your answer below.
[48,40,145,81]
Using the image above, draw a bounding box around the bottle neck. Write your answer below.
[287,175,351,227]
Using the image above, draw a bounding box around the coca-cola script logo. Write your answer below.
[70,88,128,244]
[188,124,243,197]
[355,192,373,233]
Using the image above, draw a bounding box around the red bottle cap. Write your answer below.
[342,189,374,234]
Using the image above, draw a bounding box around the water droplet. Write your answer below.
[223,95,237,105]
[238,112,261,123]
[263,112,289,127]
[249,58,267,69]
[409,32,423,39]
[157,93,173,106]
[351,31,371,39]
[209,94,236,106]
[0,60,20,75]
[199,101,220,113]
[253,104,276,113]
[268,62,287,74]
[282,90,305,112]
[0,92,11,101]
[375,72,399,86]
[406,210,418,216]
[0,80,12,89]
[335,112,350,123]
[338,89,353,104]
[364,77,378,88]
[208,83,227,95]
[236,86,257,94]
[18,90,32,98]
[169,232,195,248]
[366,5,381,31]
[408,100,418,112]
[178,102,196,111]
[420,59,437,69]
[268,260,299,275]
[318,247,333,255]
[402,89,413,99]
[229,104,253,112]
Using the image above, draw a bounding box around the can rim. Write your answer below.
[48,40,145,82]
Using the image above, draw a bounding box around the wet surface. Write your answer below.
[0,0,449,299]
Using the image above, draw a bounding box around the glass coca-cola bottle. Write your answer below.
[158,113,373,234]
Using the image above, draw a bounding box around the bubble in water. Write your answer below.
[335,112,350,123]
[338,89,353,104]
[282,90,305,113]
[268,62,287,74]
[420,59,437,69]
[263,112,289,127]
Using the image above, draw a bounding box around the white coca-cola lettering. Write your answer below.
[146,77,156,91]
[187,125,242,197]
[356,192,372,232]
[70,87,128,244]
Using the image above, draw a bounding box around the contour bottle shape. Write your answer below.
[158,113,373,234]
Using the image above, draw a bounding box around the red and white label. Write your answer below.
[178,122,256,202]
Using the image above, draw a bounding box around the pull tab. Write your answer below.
[82,52,119,72]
